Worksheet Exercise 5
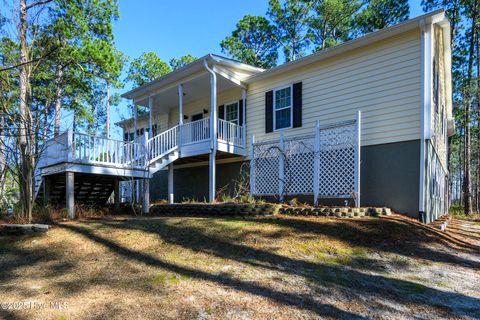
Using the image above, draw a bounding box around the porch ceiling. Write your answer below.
[134,71,240,112]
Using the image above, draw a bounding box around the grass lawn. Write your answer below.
[0,214,479,319]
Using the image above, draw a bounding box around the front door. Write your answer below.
[191,113,203,122]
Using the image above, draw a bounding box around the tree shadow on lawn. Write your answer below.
[62,220,480,319]
[0,235,76,285]
[255,216,480,268]
[60,223,367,319]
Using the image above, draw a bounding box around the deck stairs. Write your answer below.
[36,173,115,205]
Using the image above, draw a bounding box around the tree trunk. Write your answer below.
[106,81,110,139]
[463,2,478,215]
[18,0,33,222]
[53,64,64,136]
[43,99,50,142]
[0,112,5,200]
[476,27,480,212]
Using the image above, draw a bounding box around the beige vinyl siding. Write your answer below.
[245,29,422,153]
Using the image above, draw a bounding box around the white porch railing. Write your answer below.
[148,125,179,162]
[217,118,245,147]
[181,117,211,145]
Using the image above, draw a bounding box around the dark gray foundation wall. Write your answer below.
[360,140,420,218]
[150,161,248,202]
[149,140,421,218]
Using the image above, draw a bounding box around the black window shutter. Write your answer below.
[239,99,244,125]
[265,91,273,133]
[218,105,225,120]
[293,82,302,128]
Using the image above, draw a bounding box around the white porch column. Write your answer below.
[242,88,247,146]
[178,84,184,147]
[204,60,217,203]
[143,178,150,214]
[133,103,137,140]
[168,164,174,203]
[148,96,153,135]
[178,84,184,125]
[241,89,247,126]
[66,171,75,219]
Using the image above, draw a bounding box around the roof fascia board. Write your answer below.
[210,55,264,73]
[212,65,246,89]
[123,54,262,100]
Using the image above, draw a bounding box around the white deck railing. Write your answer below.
[181,117,210,145]
[217,118,245,147]
[73,132,145,167]
[38,119,246,171]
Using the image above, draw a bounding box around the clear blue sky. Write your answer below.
[104,0,424,138]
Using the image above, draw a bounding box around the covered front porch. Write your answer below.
[121,55,262,203]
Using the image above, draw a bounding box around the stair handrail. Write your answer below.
[147,125,180,164]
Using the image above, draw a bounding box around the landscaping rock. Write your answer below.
[0,224,50,235]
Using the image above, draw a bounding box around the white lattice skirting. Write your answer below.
[251,112,361,207]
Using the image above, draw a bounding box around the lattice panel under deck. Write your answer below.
[317,125,356,198]
[251,121,358,200]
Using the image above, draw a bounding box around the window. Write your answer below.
[225,102,239,125]
[274,86,292,130]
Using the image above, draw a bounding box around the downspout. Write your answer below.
[204,59,217,202]
[204,60,217,150]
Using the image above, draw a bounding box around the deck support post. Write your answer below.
[143,178,150,214]
[66,171,75,219]
[204,60,217,203]
[43,176,51,204]
[114,178,120,211]
[168,164,174,203]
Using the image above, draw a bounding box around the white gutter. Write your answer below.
[204,59,218,203]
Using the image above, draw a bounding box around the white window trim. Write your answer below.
[273,84,293,132]
[224,100,239,125]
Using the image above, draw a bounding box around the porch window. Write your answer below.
[274,86,292,130]
[225,102,239,125]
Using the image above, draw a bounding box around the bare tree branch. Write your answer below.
[26,0,53,10]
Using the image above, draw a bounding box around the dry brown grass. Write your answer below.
[0,214,479,319]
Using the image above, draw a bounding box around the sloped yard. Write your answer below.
[0,214,479,319]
